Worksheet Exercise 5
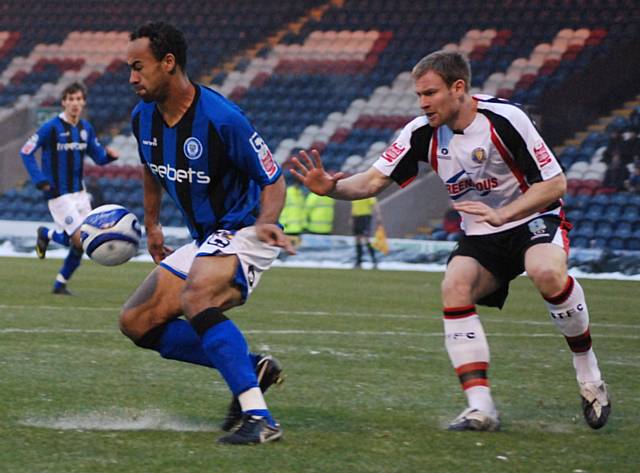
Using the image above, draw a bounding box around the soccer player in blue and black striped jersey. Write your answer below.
[20,82,119,294]
[119,22,294,445]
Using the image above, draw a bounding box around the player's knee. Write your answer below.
[527,264,565,292]
[441,276,472,301]
[118,306,139,340]
[118,305,159,341]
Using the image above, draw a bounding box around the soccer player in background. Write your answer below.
[120,22,293,445]
[292,51,610,432]
[20,82,119,295]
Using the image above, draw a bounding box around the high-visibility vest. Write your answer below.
[280,185,305,234]
[352,197,377,217]
[305,193,334,234]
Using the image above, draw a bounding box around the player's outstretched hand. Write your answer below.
[453,201,506,227]
[291,149,346,196]
[146,225,173,264]
[106,147,119,161]
[256,223,296,255]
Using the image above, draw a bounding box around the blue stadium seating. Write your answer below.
[3,0,640,245]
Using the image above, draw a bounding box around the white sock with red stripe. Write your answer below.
[544,276,601,383]
[443,305,496,415]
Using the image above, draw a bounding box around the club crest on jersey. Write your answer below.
[80,129,88,142]
[528,218,549,239]
[183,137,203,160]
[471,147,487,164]
[250,132,277,178]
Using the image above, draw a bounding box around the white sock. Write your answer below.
[544,277,602,383]
[572,350,601,384]
[444,305,496,415]
[464,386,494,414]
[238,387,267,412]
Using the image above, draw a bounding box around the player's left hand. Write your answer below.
[290,149,346,196]
[255,223,296,255]
[453,201,507,227]
[106,147,119,160]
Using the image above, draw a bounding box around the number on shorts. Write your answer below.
[207,230,232,249]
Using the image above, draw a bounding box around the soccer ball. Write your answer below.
[80,204,141,266]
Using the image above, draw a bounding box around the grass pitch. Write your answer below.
[0,257,638,473]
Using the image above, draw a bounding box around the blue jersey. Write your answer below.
[131,84,281,242]
[20,114,111,197]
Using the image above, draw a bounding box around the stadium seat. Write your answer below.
[625,238,640,251]
[607,236,625,250]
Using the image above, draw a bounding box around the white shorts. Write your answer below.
[48,190,92,235]
[159,226,280,301]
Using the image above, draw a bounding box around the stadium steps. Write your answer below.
[586,123,607,133]
[201,1,337,82]
[559,93,640,152]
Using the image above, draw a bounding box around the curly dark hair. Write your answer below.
[130,21,187,70]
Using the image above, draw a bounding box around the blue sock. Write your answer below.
[191,308,259,396]
[158,319,215,367]
[134,320,262,371]
[49,229,71,247]
[246,409,276,426]
[54,247,82,287]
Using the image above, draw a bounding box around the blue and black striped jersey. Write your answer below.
[131,84,281,243]
[20,114,111,197]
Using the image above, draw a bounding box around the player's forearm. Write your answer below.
[20,154,47,186]
[499,173,567,222]
[257,175,286,224]
[142,167,162,229]
[330,167,391,200]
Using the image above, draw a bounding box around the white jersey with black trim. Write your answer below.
[373,94,564,235]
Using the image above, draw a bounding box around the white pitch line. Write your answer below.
[482,317,640,330]
[0,304,117,312]
[1,327,638,339]
[271,309,423,319]
[270,309,640,330]
[0,328,112,334]
[244,330,640,340]
[2,305,638,330]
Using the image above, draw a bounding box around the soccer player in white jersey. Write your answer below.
[291,50,610,431]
